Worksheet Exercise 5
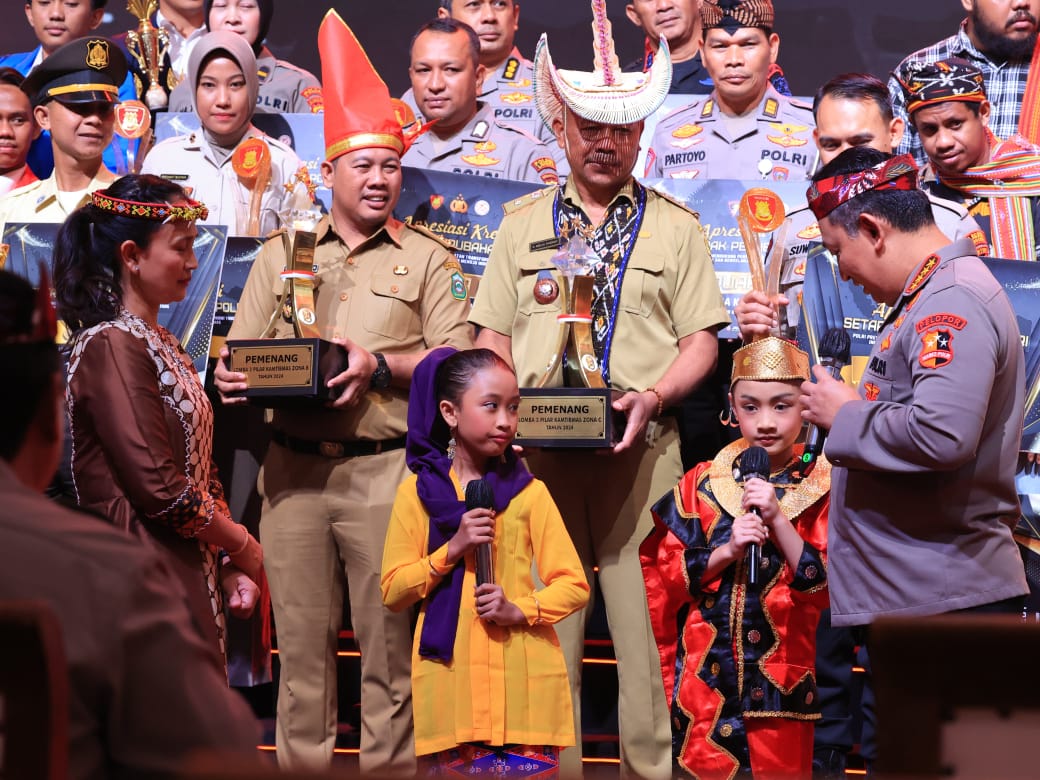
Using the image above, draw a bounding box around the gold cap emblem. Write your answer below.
[86,40,110,71]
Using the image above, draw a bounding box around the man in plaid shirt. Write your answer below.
[888,0,1039,166]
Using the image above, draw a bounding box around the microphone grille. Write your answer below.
[739,446,771,481]
[819,326,852,364]
[464,478,495,511]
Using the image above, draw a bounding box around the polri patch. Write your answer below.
[919,328,954,369]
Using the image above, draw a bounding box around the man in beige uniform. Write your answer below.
[403,18,558,184]
[0,37,124,231]
[214,11,472,773]
[470,13,729,779]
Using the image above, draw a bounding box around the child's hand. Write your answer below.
[742,477,780,526]
[727,512,767,557]
[474,583,525,626]
[446,508,495,565]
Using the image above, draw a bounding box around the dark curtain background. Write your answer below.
[2,1,964,99]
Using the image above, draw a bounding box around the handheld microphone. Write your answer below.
[465,478,495,587]
[798,327,851,478]
[738,446,771,586]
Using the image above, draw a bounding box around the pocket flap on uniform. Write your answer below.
[369,272,421,303]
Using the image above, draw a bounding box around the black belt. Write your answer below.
[271,429,406,459]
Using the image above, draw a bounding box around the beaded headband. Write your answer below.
[807,154,918,220]
[91,191,210,223]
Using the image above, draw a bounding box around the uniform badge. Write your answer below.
[771,167,790,181]
[764,98,779,118]
[86,39,109,70]
[700,100,714,118]
[502,91,531,104]
[257,65,272,82]
[968,229,990,256]
[797,223,821,240]
[919,328,954,369]
[450,271,467,301]
[430,193,445,209]
[793,259,806,277]
[297,307,316,326]
[915,313,967,332]
[474,141,497,153]
[671,168,702,180]
[393,265,409,275]
[450,195,468,213]
[303,86,325,114]
[460,152,499,167]
[670,123,704,149]
[879,333,891,352]
[502,57,520,81]
[581,354,599,373]
[532,156,558,184]
[904,254,939,296]
[443,257,463,273]
[863,382,880,401]
[766,122,809,148]
[472,120,490,139]
[533,275,559,304]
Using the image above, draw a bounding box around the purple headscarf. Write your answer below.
[406,347,533,662]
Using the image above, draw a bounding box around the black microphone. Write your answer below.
[738,446,771,586]
[798,327,851,478]
[465,478,495,587]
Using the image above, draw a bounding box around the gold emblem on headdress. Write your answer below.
[86,40,110,71]
[731,336,809,387]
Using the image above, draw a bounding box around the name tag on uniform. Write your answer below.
[529,237,563,253]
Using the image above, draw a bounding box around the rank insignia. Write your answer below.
[430,194,444,209]
[863,382,880,401]
[763,98,779,118]
[919,328,954,368]
[460,152,500,167]
[533,275,559,304]
[904,254,939,295]
[700,100,714,118]
[797,223,821,240]
[450,271,467,300]
[501,91,531,104]
[472,120,490,139]
[502,57,520,81]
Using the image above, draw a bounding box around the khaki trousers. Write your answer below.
[258,443,415,774]
[527,420,681,780]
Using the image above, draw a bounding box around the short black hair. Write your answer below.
[0,67,25,90]
[813,72,893,123]
[410,17,481,69]
[813,147,934,235]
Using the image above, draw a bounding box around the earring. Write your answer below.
[719,409,739,429]
[447,432,456,460]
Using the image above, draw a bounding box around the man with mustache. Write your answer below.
[625,0,712,95]
[644,0,815,181]
[470,7,729,776]
[889,0,1040,165]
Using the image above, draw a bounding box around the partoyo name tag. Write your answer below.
[227,337,347,407]
[516,387,618,448]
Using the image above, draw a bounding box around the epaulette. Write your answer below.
[404,221,455,251]
[502,184,557,216]
[660,98,706,124]
[275,58,312,77]
[786,97,814,113]
[493,120,542,143]
[646,184,700,219]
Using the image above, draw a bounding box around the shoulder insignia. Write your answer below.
[904,254,940,296]
[502,184,557,216]
[915,313,967,332]
[532,156,559,184]
[472,120,490,140]
[257,65,272,82]
[502,56,520,82]
[647,185,700,219]
[701,99,714,118]
[404,221,455,251]
[764,97,779,118]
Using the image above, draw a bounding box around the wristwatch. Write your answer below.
[371,352,392,390]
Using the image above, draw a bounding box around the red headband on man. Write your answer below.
[807,154,919,220]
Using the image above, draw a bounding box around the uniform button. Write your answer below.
[805,691,815,706]
[710,662,721,676]
[339,292,348,301]
[390,284,399,293]
[751,687,764,701]
[703,597,715,609]
[719,724,733,738]
[747,629,761,644]
[347,257,355,266]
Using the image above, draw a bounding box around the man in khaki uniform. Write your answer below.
[0,37,125,231]
[470,14,728,779]
[645,0,816,181]
[214,11,472,773]
[403,18,558,184]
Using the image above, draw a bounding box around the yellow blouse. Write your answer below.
[381,473,589,756]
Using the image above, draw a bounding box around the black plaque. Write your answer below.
[226,337,347,407]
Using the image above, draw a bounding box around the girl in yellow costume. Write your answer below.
[641,337,831,779]
[381,347,589,776]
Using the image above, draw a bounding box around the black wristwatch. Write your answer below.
[371,352,392,389]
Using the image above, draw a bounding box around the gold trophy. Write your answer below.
[125,0,170,110]
[515,221,618,447]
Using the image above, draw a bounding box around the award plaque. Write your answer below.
[515,225,620,448]
[226,229,348,407]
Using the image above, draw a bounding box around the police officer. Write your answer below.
[213,11,472,772]
[645,0,816,181]
[0,37,125,232]
[625,0,712,95]
[167,0,324,115]
[403,18,558,185]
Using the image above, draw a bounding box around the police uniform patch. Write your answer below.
[474,141,497,153]
[450,271,467,300]
[257,65,272,82]
[764,98,779,118]
[863,382,880,401]
[919,328,954,369]
[879,333,891,352]
[797,223,821,240]
[302,86,325,114]
[766,122,809,148]
[771,167,790,181]
[967,229,990,256]
[532,156,558,183]
[915,313,967,332]
[460,152,499,167]
[502,91,532,104]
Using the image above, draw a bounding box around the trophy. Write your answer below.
[737,187,792,338]
[514,221,619,448]
[226,199,347,407]
[125,0,170,110]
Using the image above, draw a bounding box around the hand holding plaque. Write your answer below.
[515,222,621,448]
[225,229,347,407]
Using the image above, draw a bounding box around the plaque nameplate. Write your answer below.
[226,337,346,407]
[516,388,619,448]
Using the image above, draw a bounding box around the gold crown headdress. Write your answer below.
[731,336,809,387]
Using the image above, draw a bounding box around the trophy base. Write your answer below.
[515,387,624,448]
[226,337,347,408]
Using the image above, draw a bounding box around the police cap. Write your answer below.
[21,37,128,108]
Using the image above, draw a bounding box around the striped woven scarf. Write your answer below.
[940,132,1040,260]
[1019,35,1040,144]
